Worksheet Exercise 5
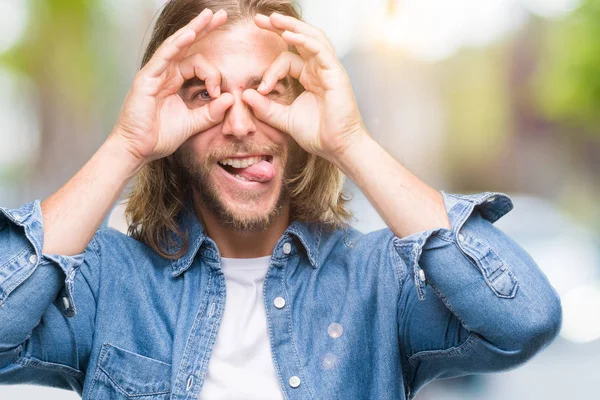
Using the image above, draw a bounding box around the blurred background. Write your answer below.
[1,0,599,398]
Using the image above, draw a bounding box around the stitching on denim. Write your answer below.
[0,202,35,227]
[407,332,478,366]
[173,271,213,396]
[87,342,109,398]
[99,364,170,397]
[393,239,415,399]
[0,244,28,273]
[2,247,39,303]
[263,259,290,400]
[15,356,85,379]
[192,272,219,392]
[456,233,519,299]
[429,283,470,330]
[195,272,225,395]
[432,233,454,243]
[78,235,101,306]
[282,258,317,400]
[389,233,405,299]
[314,223,322,268]
[106,344,172,367]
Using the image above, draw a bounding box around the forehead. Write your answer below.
[185,21,288,86]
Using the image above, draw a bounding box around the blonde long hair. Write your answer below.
[125,0,352,259]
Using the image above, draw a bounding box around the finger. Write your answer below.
[196,8,228,40]
[269,12,331,47]
[143,9,213,76]
[178,53,222,98]
[242,89,290,133]
[253,13,285,35]
[144,9,227,77]
[281,31,336,70]
[257,51,304,95]
[188,92,234,134]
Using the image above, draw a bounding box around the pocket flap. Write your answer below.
[98,343,171,396]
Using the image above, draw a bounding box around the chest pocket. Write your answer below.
[88,343,171,399]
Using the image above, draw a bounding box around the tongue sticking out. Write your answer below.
[229,160,275,183]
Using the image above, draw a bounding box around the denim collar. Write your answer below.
[170,204,321,277]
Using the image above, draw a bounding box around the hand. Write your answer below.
[113,8,234,163]
[242,12,368,160]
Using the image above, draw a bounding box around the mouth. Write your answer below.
[216,154,275,183]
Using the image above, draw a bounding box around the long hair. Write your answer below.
[125,0,352,259]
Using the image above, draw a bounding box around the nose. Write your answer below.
[220,94,256,139]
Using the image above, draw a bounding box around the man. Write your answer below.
[0,0,561,399]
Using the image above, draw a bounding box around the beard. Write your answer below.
[174,140,303,232]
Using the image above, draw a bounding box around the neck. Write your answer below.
[192,191,291,258]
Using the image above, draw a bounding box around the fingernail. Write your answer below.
[215,86,221,97]
[216,8,225,15]
[258,82,265,92]
[200,8,211,16]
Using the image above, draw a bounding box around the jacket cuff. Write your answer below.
[0,201,84,316]
[392,191,514,300]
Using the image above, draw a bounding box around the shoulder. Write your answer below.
[84,227,171,276]
[318,224,404,276]
[320,223,397,254]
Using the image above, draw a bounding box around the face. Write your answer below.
[175,20,300,232]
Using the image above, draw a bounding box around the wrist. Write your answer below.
[330,130,377,174]
[104,132,147,177]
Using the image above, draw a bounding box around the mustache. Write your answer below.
[204,141,286,166]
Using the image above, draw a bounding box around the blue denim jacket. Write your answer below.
[0,191,562,399]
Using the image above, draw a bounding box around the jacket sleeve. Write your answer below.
[0,200,98,395]
[393,191,562,398]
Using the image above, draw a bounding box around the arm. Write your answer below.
[330,122,561,395]
[245,12,562,396]
[41,136,142,255]
[331,133,450,237]
[0,8,232,389]
[0,206,98,393]
[392,192,562,396]
[42,8,232,256]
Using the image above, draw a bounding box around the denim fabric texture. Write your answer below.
[0,191,562,399]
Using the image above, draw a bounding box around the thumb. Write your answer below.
[188,92,234,134]
[242,89,290,133]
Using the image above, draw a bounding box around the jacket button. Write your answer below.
[61,297,70,310]
[419,269,426,282]
[283,242,292,254]
[29,254,38,264]
[274,297,286,309]
[458,233,465,242]
[289,375,301,388]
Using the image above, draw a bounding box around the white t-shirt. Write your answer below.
[198,256,285,400]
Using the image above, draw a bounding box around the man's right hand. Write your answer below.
[113,8,233,164]
[40,8,234,256]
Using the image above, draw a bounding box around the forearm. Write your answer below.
[332,132,451,238]
[41,132,143,255]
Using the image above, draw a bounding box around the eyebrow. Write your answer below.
[181,74,292,91]
[181,76,205,90]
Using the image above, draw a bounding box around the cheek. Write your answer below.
[255,121,289,145]
[183,127,220,154]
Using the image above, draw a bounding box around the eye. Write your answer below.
[193,89,212,101]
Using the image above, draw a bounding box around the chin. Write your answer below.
[201,170,289,232]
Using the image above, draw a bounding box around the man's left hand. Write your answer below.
[242,12,367,161]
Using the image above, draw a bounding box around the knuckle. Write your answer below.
[132,74,148,90]
[190,53,204,62]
